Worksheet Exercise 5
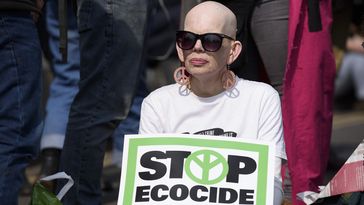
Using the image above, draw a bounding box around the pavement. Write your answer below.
[18,108,364,205]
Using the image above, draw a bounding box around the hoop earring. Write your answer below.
[174,63,190,86]
[221,65,236,90]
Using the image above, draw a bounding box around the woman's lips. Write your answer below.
[190,58,208,66]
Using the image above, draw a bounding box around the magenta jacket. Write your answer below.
[282,0,336,204]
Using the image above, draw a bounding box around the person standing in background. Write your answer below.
[0,0,44,204]
[58,0,152,204]
[39,0,151,185]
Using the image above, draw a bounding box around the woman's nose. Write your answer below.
[193,39,204,51]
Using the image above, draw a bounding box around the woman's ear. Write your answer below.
[176,43,185,62]
[227,41,243,65]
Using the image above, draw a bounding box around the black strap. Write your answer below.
[71,0,77,16]
[58,0,68,62]
[308,0,322,32]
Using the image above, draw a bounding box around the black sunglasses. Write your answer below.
[176,30,235,52]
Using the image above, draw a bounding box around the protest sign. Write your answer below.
[117,134,276,205]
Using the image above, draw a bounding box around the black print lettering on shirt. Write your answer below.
[183,128,237,137]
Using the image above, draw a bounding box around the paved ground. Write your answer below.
[19,108,364,205]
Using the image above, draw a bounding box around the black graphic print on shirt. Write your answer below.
[183,128,237,137]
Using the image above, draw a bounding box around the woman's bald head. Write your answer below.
[184,1,237,38]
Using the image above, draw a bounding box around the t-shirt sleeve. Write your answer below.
[139,95,164,134]
[258,89,287,160]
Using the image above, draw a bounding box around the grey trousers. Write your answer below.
[251,0,289,95]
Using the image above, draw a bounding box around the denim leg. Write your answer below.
[41,0,80,150]
[351,54,364,100]
[335,52,364,100]
[335,53,356,99]
[0,11,42,205]
[59,0,149,204]
[112,79,148,166]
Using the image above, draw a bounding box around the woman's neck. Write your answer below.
[189,75,225,97]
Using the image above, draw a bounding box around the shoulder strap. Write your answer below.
[58,0,68,62]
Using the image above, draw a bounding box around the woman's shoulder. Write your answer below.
[144,83,180,101]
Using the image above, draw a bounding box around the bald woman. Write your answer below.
[139,2,286,204]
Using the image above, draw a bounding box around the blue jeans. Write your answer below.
[0,11,42,205]
[42,0,149,156]
[41,0,80,150]
[335,52,364,101]
[112,78,148,166]
[58,0,150,204]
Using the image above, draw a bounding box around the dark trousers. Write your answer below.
[58,0,150,204]
[0,11,42,205]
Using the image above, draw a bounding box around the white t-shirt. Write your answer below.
[139,77,286,160]
[139,77,286,204]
